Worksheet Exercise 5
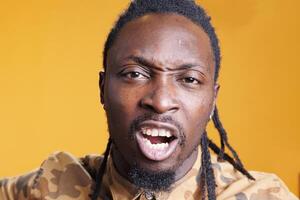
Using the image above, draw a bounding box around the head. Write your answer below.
[94,1,253,200]
[102,0,218,183]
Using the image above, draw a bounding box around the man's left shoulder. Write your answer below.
[232,171,298,200]
[212,158,299,200]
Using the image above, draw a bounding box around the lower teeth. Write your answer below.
[143,138,169,150]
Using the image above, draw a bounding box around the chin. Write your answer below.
[132,147,185,172]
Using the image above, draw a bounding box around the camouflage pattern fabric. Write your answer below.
[0,151,298,200]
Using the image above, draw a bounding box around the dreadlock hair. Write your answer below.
[200,131,216,200]
[93,0,255,199]
[91,138,112,200]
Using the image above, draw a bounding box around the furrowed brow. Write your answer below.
[175,63,204,70]
[125,55,207,75]
[126,55,156,69]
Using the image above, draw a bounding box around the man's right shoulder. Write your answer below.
[0,169,40,200]
[0,151,103,200]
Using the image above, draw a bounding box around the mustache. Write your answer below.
[129,113,186,146]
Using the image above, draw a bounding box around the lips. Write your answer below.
[135,120,180,161]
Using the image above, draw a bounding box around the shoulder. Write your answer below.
[226,171,298,200]
[0,151,104,200]
[0,170,40,200]
[35,151,104,199]
[211,156,298,200]
[39,151,104,180]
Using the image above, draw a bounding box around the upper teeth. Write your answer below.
[142,128,172,137]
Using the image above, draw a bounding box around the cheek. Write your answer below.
[181,89,214,121]
[180,89,214,139]
[104,80,141,129]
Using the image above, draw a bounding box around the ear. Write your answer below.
[214,83,220,101]
[99,71,106,106]
[210,83,220,119]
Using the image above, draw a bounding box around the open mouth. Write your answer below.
[136,121,180,161]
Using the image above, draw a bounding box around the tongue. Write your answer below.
[143,135,168,144]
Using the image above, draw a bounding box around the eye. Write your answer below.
[126,71,141,78]
[122,71,148,80]
[182,77,200,85]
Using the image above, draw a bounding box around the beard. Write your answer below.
[127,162,175,191]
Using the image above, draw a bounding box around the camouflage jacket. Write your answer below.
[0,151,298,200]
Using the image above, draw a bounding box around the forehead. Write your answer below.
[107,13,214,73]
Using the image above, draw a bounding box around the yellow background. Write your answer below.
[0,0,299,196]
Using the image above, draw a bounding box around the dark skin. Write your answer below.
[100,13,219,183]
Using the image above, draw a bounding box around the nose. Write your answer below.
[140,82,180,114]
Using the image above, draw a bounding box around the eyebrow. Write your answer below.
[125,55,206,72]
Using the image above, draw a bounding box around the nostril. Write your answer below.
[143,103,157,112]
[139,95,179,114]
[169,106,179,113]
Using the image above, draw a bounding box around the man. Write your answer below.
[0,0,298,200]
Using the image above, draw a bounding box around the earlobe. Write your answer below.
[99,71,106,106]
[209,110,214,120]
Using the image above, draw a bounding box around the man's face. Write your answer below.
[101,14,218,174]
